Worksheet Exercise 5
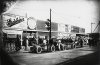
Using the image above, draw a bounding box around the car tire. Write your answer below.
[51,45,55,52]
[36,46,42,53]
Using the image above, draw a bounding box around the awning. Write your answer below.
[2,29,23,34]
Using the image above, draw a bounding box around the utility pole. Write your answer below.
[93,21,100,33]
[91,23,92,33]
[49,9,52,39]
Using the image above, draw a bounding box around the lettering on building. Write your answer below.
[6,17,24,27]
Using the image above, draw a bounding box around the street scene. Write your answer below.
[0,0,100,65]
[9,46,99,65]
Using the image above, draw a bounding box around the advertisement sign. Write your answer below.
[51,22,58,31]
[65,24,71,33]
[37,20,58,31]
[27,17,36,30]
[71,26,79,33]
[65,25,68,32]
[79,28,85,33]
[68,25,72,33]
[58,23,65,32]
[7,34,17,38]
[2,13,27,29]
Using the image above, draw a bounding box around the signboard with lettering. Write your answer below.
[51,22,58,31]
[37,20,58,31]
[2,14,26,28]
[27,17,36,30]
[6,17,24,27]
[58,23,65,32]
[65,24,69,32]
[2,14,28,29]
[71,26,79,33]
[7,34,17,38]
[79,28,85,33]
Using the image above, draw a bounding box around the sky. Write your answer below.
[4,0,99,33]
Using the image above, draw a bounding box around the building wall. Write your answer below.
[36,20,85,38]
[38,32,58,38]
[71,25,79,33]
[36,20,58,31]
[36,20,58,38]
[2,13,85,39]
[79,28,85,33]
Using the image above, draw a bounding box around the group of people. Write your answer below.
[37,36,87,48]
[14,35,90,52]
[14,35,98,52]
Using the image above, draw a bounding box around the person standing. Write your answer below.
[15,35,21,51]
[79,37,83,47]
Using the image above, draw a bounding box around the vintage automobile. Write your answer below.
[30,38,56,53]
[30,38,66,53]
[60,38,76,49]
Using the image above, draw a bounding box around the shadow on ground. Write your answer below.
[56,48,100,65]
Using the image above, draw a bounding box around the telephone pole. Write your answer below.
[49,9,52,39]
[93,21,100,33]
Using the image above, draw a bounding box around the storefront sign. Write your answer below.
[27,17,36,29]
[58,23,65,32]
[37,20,58,31]
[3,29,22,34]
[2,14,27,29]
[6,17,24,27]
[71,26,79,33]
[7,34,17,38]
[79,28,85,33]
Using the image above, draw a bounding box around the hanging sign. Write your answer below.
[27,17,36,29]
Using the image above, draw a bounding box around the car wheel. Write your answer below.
[51,45,55,52]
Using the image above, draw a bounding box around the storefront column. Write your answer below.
[0,14,3,48]
[21,33,23,45]
[25,32,29,51]
[37,32,38,44]
[25,38,29,51]
[20,33,23,50]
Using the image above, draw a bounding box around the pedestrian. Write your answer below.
[15,35,21,51]
[43,39,47,45]
[57,39,62,50]
[78,37,83,47]
[38,37,43,44]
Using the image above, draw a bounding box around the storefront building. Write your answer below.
[2,13,85,52]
